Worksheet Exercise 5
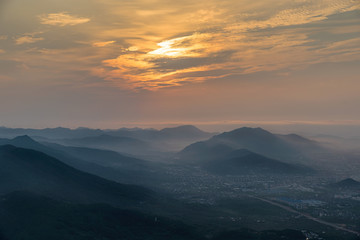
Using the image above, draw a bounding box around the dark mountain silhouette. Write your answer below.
[97,125,213,141]
[204,149,312,175]
[0,145,154,206]
[107,125,215,153]
[46,143,146,168]
[66,134,144,145]
[0,126,103,139]
[210,127,301,159]
[60,134,150,153]
[0,135,46,150]
[159,125,213,139]
[0,125,213,142]
[42,142,166,186]
[179,127,325,164]
[0,135,164,186]
[330,178,360,190]
[277,133,325,153]
[0,125,215,153]
[0,191,204,240]
[179,141,236,162]
[0,135,148,169]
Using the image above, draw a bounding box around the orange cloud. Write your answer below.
[89,0,359,91]
[15,33,44,45]
[92,41,116,47]
[39,12,90,26]
[91,32,232,90]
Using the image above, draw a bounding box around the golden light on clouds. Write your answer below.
[128,46,139,52]
[91,32,232,90]
[148,35,206,57]
[87,0,359,90]
[39,12,90,26]
[92,41,116,47]
[15,33,44,45]
[2,0,360,91]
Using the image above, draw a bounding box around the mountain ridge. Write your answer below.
[0,145,154,206]
[179,127,326,165]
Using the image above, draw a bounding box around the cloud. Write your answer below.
[3,0,359,92]
[15,33,44,45]
[248,1,356,31]
[92,32,230,90]
[91,0,360,90]
[39,12,90,26]
[92,41,115,47]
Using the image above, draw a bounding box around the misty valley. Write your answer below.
[0,125,360,240]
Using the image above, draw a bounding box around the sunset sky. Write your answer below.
[0,0,359,131]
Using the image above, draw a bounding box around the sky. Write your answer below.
[0,0,359,133]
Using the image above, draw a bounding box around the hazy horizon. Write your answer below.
[1,121,360,138]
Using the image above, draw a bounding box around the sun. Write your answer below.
[148,35,204,58]
[149,39,187,57]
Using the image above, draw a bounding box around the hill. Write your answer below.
[158,125,213,140]
[330,178,360,191]
[179,127,325,164]
[0,135,47,151]
[59,134,151,154]
[0,145,153,206]
[204,149,312,175]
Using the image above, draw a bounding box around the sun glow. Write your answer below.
[148,35,206,58]
[149,41,186,57]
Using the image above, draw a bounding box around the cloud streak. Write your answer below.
[92,41,116,47]
[39,12,90,26]
[15,33,44,45]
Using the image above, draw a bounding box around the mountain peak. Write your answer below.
[330,178,360,190]
[12,135,38,144]
[214,127,275,141]
[7,135,46,150]
[159,125,211,139]
[160,125,203,133]
[338,178,360,185]
[231,127,269,133]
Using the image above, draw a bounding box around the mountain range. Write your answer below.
[179,127,326,165]
[0,126,343,240]
[0,135,162,186]
[0,125,215,153]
